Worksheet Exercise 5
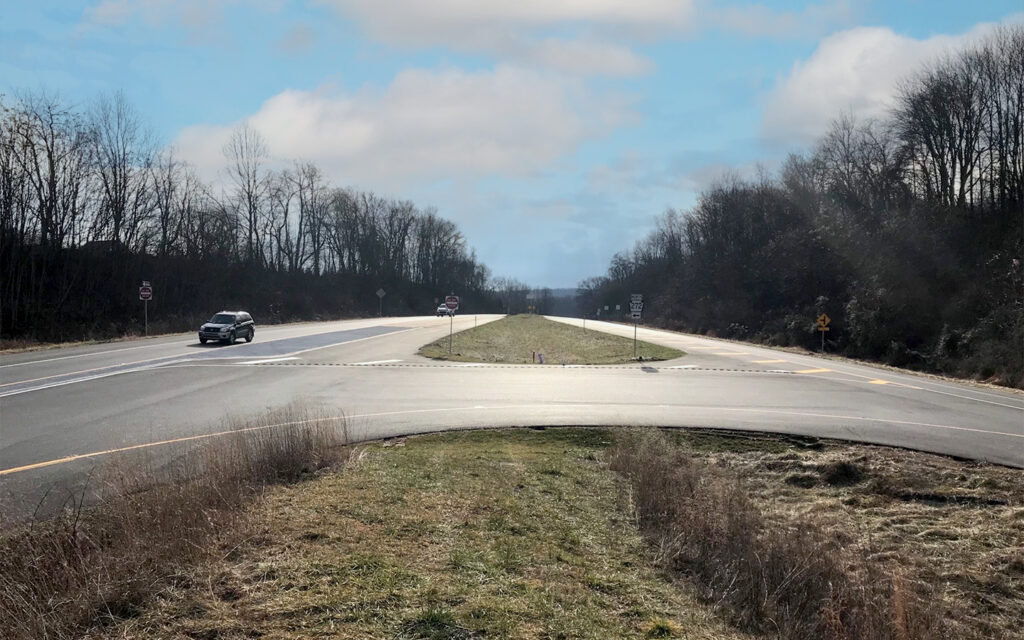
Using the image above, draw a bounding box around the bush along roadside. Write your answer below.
[609,429,946,640]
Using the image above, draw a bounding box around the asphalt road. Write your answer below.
[2,314,1022,517]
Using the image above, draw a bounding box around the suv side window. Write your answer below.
[243,313,252,323]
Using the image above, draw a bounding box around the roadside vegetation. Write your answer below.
[580,26,1024,388]
[419,313,683,364]
[0,405,349,640]
[615,428,1024,640]
[0,93,498,344]
[85,428,742,640]
[4,424,1019,639]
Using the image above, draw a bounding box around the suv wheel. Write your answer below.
[199,337,207,344]
[245,328,254,343]
[224,331,235,345]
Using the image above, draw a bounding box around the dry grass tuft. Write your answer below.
[0,404,348,640]
[610,429,946,640]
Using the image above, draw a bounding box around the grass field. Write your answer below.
[96,429,742,639]
[419,314,684,364]
[81,427,1024,640]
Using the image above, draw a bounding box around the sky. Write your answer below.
[2,1,1022,287]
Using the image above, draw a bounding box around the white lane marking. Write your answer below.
[766,369,792,373]
[350,359,402,365]
[0,342,172,368]
[0,360,190,399]
[197,327,417,361]
[2,328,418,397]
[458,363,486,367]
[241,356,300,365]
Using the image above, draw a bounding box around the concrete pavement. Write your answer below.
[1,313,1021,518]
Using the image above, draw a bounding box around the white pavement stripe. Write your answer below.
[241,357,300,365]
[350,359,402,365]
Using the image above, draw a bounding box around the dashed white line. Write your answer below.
[350,359,402,366]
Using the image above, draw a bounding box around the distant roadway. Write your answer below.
[2,314,1022,516]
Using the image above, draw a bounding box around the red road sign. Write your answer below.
[139,286,153,301]
[445,295,459,310]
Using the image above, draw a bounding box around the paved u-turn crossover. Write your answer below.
[1,314,1022,515]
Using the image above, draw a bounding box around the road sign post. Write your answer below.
[630,294,643,359]
[816,313,831,352]
[139,281,153,336]
[445,295,460,353]
[376,288,386,317]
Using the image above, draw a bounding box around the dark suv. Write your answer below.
[199,311,255,344]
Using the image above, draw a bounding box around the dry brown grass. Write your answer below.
[610,429,947,640]
[670,430,1024,640]
[85,429,746,640]
[0,405,349,640]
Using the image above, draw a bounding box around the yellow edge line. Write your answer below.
[0,416,339,476]
[795,368,832,374]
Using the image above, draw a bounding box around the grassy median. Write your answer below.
[419,314,683,364]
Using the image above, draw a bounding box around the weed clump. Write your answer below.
[610,429,945,640]
[0,405,348,640]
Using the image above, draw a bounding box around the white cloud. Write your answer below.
[316,0,698,77]
[318,0,695,41]
[175,66,635,190]
[711,1,857,40]
[761,18,1020,144]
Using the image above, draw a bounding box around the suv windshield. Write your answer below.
[210,314,236,324]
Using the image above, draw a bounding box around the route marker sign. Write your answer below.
[630,293,644,356]
[376,288,386,299]
[629,293,643,319]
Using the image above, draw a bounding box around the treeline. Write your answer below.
[581,26,1023,386]
[0,93,498,341]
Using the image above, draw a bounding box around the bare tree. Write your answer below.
[223,123,268,264]
[89,91,154,251]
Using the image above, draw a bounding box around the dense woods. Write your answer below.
[581,26,1023,386]
[0,94,497,342]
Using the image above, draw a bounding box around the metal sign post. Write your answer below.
[445,294,460,353]
[376,288,386,317]
[139,281,153,336]
[817,312,831,351]
[630,294,643,359]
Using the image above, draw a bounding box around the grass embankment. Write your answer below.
[5,425,1020,639]
[420,314,683,364]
